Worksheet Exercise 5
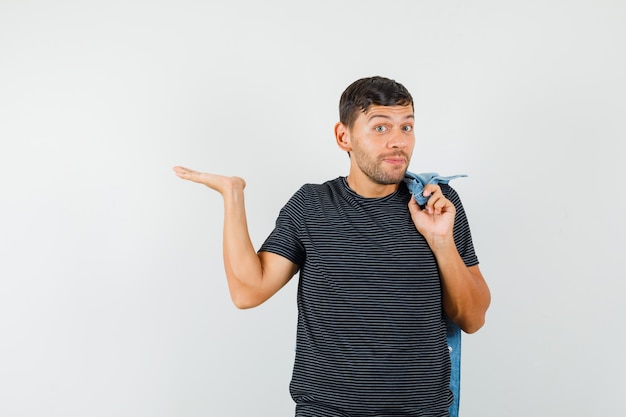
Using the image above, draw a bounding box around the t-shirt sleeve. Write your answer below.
[442,184,479,267]
[258,186,307,267]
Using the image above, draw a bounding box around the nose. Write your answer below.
[388,130,406,149]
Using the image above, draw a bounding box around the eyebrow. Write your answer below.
[367,114,415,121]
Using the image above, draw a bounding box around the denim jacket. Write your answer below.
[404,171,466,417]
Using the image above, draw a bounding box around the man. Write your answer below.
[173,76,491,416]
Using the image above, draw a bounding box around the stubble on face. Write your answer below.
[351,147,410,185]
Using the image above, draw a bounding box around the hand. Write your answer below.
[173,166,246,195]
[407,184,456,248]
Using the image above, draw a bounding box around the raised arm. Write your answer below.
[408,184,491,333]
[173,166,298,309]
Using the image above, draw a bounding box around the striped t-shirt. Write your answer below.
[260,177,478,416]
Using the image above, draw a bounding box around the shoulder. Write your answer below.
[440,183,473,227]
[440,183,462,205]
[280,177,343,212]
[293,177,344,200]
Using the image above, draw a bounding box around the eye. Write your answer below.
[402,125,413,132]
[374,125,388,133]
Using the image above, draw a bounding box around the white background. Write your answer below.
[1,1,624,416]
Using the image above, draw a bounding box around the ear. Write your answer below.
[334,122,352,152]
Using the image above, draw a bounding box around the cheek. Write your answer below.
[406,137,416,151]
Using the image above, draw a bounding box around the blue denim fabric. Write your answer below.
[404,172,467,206]
[446,318,462,417]
[404,171,466,417]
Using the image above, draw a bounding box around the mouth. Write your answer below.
[382,154,408,165]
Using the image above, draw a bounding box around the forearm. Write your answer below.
[173,167,295,307]
[432,241,491,333]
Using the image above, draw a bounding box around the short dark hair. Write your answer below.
[339,76,414,129]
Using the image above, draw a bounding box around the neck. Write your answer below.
[345,175,400,198]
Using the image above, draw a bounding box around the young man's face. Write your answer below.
[346,104,415,186]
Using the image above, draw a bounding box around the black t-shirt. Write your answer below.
[260,177,478,416]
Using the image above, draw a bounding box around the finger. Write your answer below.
[421,184,441,198]
[433,195,456,216]
[173,166,202,181]
[172,166,192,177]
[422,185,444,214]
[432,195,446,215]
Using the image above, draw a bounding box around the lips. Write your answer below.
[382,153,408,165]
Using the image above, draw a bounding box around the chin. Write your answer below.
[375,175,404,185]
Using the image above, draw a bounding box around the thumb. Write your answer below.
[408,195,422,217]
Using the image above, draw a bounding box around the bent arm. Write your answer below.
[408,185,491,333]
[219,184,299,308]
[433,251,491,334]
[173,166,298,308]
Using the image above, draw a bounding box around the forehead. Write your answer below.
[361,104,414,121]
